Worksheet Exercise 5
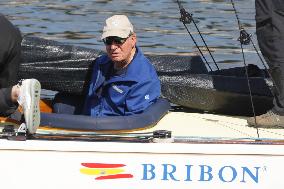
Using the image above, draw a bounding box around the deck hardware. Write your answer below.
[152,130,174,143]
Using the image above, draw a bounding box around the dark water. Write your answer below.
[0,0,261,70]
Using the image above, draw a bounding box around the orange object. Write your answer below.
[40,99,53,113]
[17,99,53,114]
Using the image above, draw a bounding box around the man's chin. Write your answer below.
[111,57,123,62]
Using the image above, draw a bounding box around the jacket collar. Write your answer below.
[101,46,144,84]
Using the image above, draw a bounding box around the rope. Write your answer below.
[176,0,219,71]
[230,0,259,138]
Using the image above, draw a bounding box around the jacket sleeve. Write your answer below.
[125,78,161,115]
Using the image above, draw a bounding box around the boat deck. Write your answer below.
[1,111,284,142]
[32,111,284,142]
[142,111,284,140]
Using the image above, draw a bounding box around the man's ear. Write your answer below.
[131,33,137,47]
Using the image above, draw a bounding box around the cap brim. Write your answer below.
[101,30,130,39]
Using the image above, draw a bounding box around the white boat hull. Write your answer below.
[0,111,283,188]
[0,139,283,189]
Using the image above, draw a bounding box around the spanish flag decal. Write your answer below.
[80,163,133,180]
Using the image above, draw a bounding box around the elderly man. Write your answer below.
[83,15,161,116]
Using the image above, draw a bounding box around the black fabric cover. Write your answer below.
[19,36,274,116]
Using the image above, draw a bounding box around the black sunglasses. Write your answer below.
[103,36,129,45]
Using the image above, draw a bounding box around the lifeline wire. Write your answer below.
[176,0,220,71]
[230,0,260,138]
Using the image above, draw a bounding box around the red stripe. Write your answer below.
[95,174,133,180]
[81,163,125,168]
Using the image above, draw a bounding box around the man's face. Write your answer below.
[104,34,136,64]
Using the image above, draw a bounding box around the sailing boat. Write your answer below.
[0,1,283,188]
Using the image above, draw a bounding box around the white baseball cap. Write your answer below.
[101,15,134,39]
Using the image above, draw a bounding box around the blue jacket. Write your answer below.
[83,47,161,117]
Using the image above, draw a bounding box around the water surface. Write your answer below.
[0,0,261,69]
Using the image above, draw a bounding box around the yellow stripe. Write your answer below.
[80,168,125,175]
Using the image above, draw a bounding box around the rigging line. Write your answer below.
[189,10,219,70]
[176,0,219,71]
[177,1,212,71]
[230,0,259,138]
[177,0,219,71]
[230,0,242,31]
[241,42,259,138]
[182,21,213,72]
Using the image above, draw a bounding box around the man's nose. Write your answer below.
[109,42,119,49]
